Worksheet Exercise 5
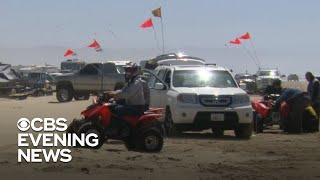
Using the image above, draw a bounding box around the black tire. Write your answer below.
[255,115,264,133]
[56,86,73,102]
[123,137,136,151]
[78,122,105,149]
[74,93,90,100]
[164,109,180,137]
[136,130,163,152]
[234,123,253,139]
[212,128,224,137]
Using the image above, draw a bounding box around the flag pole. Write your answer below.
[160,16,165,54]
[249,39,261,68]
[152,26,161,53]
[241,43,259,68]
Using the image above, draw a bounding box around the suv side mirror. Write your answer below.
[155,82,165,90]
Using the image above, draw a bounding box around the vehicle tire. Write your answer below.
[212,128,224,137]
[78,122,105,149]
[164,109,181,137]
[56,86,73,102]
[123,136,136,151]
[234,123,253,139]
[74,93,90,100]
[136,130,163,152]
[254,115,264,133]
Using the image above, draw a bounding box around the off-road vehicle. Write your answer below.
[55,62,125,102]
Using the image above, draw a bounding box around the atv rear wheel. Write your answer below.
[137,130,163,152]
[234,123,253,139]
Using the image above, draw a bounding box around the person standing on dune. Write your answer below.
[305,72,320,131]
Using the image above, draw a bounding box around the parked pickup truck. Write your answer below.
[55,62,125,102]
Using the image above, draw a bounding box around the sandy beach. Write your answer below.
[0,92,319,180]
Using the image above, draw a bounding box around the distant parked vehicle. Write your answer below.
[107,60,132,74]
[256,69,282,91]
[0,63,24,95]
[61,59,86,73]
[235,73,257,94]
[141,53,206,71]
[55,62,125,102]
[287,74,299,81]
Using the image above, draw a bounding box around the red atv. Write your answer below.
[251,94,288,133]
[67,94,164,152]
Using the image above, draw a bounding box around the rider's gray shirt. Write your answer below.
[139,78,150,105]
[115,77,145,106]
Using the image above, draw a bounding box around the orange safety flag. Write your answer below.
[229,38,241,45]
[88,39,102,52]
[239,32,251,40]
[64,49,76,57]
[152,7,162,18]
[140,18,153,28]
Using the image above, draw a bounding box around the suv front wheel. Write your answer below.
[56,86,73,102]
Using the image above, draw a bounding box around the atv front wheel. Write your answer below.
[78,122,105,149]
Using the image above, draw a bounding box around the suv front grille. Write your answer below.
[199,95,232,107]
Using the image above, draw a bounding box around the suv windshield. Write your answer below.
[173,70,237,88]
[258,70,279,76]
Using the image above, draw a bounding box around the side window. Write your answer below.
[80,64,100,75]
[144,69,165,89]
[103,63,117,74]
[157,69,166,81]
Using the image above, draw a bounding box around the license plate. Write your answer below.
[211,113,224,121]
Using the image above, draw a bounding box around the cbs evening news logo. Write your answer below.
[17,118,99,163]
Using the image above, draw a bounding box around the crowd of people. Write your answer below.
[264,72,320,133]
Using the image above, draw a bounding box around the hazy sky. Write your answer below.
[0,0,319,75]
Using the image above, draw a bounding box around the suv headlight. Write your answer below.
[233,94,250,106]
[177,93,198,104]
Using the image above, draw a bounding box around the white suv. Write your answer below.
[147,65,253,138]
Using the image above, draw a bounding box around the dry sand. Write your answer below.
[0,89,319,180]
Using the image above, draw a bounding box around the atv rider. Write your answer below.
[138,66,150,111]
[107,63,146,116]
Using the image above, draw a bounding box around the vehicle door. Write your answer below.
[144,69,168,108]
[102,63,125,90]
[158,70,171,107]
[73,63,101,91]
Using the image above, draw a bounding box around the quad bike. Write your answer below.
[251,94,285,133]
[67,93,165,152]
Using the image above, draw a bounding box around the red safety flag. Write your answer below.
[64,49,76,57]
[140,18,153,28]
[239,32,251,40]
[88,39,102,52]
[229,38,241,45]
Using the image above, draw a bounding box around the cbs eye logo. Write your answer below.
[17,118,30,132]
